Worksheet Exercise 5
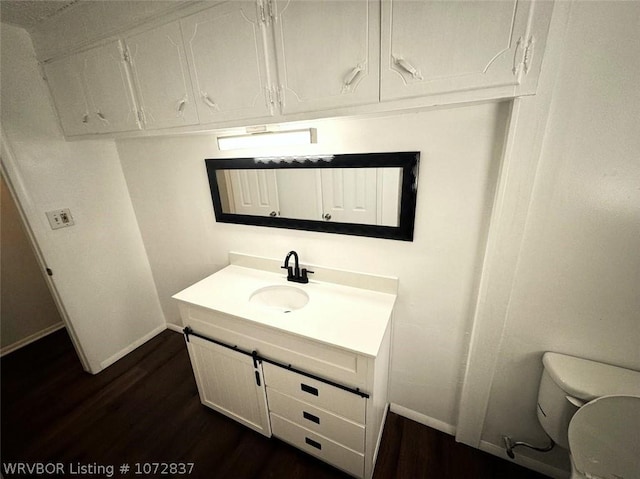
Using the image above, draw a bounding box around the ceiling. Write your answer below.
[0,0,79,29]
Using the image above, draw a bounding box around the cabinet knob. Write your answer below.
[323,213,331,221]
[269,211,277,217]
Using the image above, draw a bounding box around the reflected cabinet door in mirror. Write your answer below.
[225,170,280,217]
[380,0,554,101]
[321,168,401,227]
[205,152,419,241]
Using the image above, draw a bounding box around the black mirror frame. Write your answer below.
[205,151,419,241]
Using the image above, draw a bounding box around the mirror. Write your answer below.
[205,152,419,241]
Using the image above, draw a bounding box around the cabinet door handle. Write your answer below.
[96,111,108,122]
[303,411,320,424]
[392,55,423,80]
[342,63,363,92]
[177,96,187,115]
[201,92,219,110]
[305,437,322,450]
[301,383,319,396]
[254,371,261,387]
[82,114,89,124]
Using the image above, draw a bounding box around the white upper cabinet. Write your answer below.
[43,0,556,137]
[44,40,140,135]
[181,2,273,124]
[380,0,554,101]
[124,21,199,129]
[81,41,141,133]
[272,0,379,114]
[44,55,94,136]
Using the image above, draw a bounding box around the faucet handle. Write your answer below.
[301,268,314,282]
[281,265,294,279]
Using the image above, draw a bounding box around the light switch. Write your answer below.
[46,208,75,230]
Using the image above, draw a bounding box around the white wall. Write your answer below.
[116,102,509,428]
[479,1,640,472]
[0,23,166,373]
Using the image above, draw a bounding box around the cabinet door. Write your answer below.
[227,170,280,217]
[125,21,199,129]
[181,2,272,124]
[380,0,553,101]
[186,336,271,437]
[81,40,141,133]
[44,55,95,136]
[273,0,379,114]
[321,168,377,225]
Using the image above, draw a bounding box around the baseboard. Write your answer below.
[98,324,166,371]
[165,323,184,333]
[372,403,390,471]
[390,403,457,435]
[0,322,65,357]
[388,404,568,478]
[479,440,569,479]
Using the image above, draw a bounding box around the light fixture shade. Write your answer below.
[217,128,316,151]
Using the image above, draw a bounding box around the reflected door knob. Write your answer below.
[323,213,332,221]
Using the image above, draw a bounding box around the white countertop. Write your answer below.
[172,264,397,357]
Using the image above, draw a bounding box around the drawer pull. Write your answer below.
[303,411,320,424]
[301,383,319,396]
[305,437,322,450]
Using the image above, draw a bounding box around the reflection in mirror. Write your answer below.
[205,152,419,241]
[217,167,402,226]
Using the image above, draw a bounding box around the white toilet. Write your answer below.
[537,352,640,479]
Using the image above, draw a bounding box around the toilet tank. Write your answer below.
[537,352,640,449]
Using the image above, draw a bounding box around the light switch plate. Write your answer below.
[46,208,75,230]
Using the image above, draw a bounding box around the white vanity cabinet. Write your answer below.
[272,0,380,115]
[380,0,554,102]
[44,40,140,136]
[181,311,390,479]
[263,363,368,477]
[185,334,271,437]
[174,258,397,479]
[124,20,199,130]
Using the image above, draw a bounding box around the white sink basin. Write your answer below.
[249,285,309,312]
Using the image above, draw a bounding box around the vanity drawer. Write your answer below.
[270,413,364,478]
[267,387,365,453]
[262,362,366,424]
[183,305,368,389]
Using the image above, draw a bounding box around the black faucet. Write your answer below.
[281,251,313,284]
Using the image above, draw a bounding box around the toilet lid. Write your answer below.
[568,395,640,479]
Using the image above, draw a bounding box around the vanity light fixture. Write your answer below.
[216,128,317,151]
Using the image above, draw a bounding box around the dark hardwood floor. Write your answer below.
[1,329,548,478]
